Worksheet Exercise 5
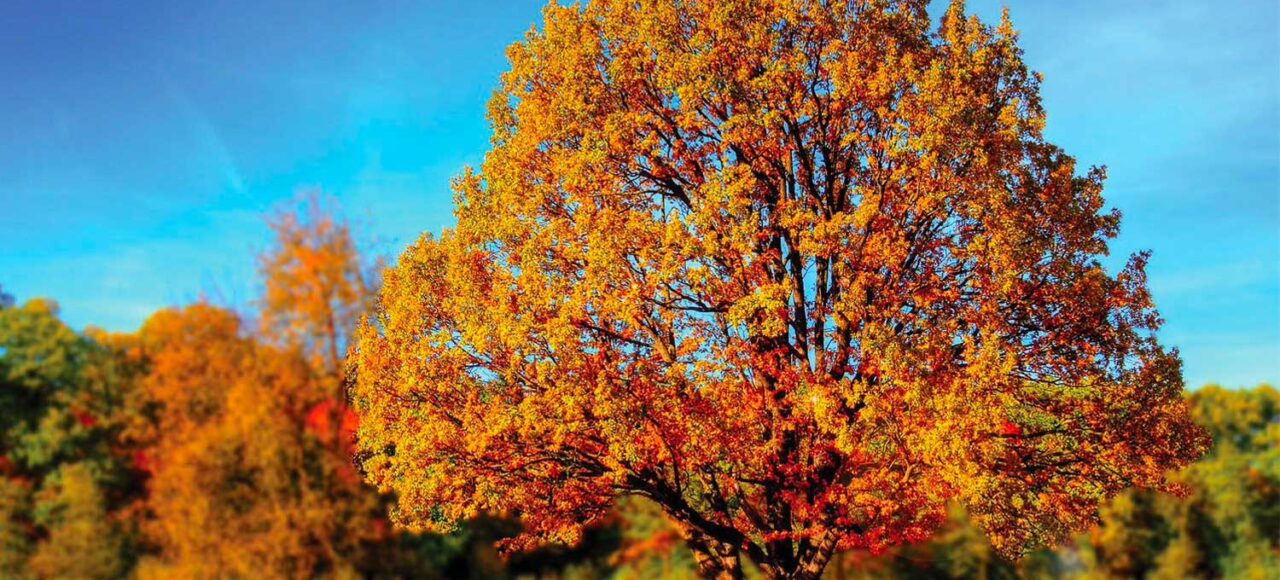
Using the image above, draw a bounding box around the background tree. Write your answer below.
[820,384,1279,579]
[0,299,85,468]
[0,298,145,578]
[609,497,698,579]
[1092,385,1280,579]
[255,192,383,528]
[134,192,395,578]
[27,462,126,580]
[0,471,32,578]
[258,192,379,386]
[256,194,398,572]
[133,304,383,578]
[351,1,1206,578]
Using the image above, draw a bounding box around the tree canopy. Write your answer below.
[0,200,630,580]
[351,1,1206,578]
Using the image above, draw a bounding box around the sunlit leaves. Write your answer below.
[352,1,1202,577]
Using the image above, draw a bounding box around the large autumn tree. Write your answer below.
[350,1,1206,578]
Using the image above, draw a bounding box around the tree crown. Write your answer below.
[351,1,1207,577]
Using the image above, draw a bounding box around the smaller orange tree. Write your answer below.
[350,1,1207,578]
[136,197,385,578]
[259,192,379,385]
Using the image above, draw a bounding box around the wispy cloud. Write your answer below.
[161,74,246,195]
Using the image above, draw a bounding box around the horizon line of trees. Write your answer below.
[0,197,1276,579]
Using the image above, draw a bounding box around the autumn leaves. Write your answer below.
[349,1,1204,579]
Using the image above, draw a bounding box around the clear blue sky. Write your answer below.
[1,1,1276,388]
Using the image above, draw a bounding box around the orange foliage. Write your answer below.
[136,305,327,577]
[258,192,379,385]
[350,1,1207,579]
[134,196,386,578]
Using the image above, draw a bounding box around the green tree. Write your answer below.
[1074,491,1167,579]
[0,299,144,578]
[1172,385,1280,578]
[0,476,32,578]
[0,299,86,470]
[27,463,125,579]
[1062,386,1279,579]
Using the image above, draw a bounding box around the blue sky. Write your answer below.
[1,1,1276,388]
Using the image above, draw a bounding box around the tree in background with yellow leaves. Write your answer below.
[134,194,386,578]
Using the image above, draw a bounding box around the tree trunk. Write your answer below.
[680,526,743,580]
[751,530,839,580]
[787,531,839,580]
[677,524,839,580]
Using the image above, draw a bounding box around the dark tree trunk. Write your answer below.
[682,526,744,580]
[683,527,839,580]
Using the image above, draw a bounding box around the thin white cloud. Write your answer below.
[160,74,246,195]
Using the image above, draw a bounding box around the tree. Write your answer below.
[258,192,379,386]
[27,463,126,580]
[0,476,32,578]
[1138,385,1278,578]
[134,305,309,577]
[349,1,1206,578]
[0,299,85,467]
[256,191,380,507]
[138,196,393,578]
[1074,491,1166,579]
[0,299,144,578]
[610,497,698,579]
[134,304,384,578]
[255,196,415,575]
